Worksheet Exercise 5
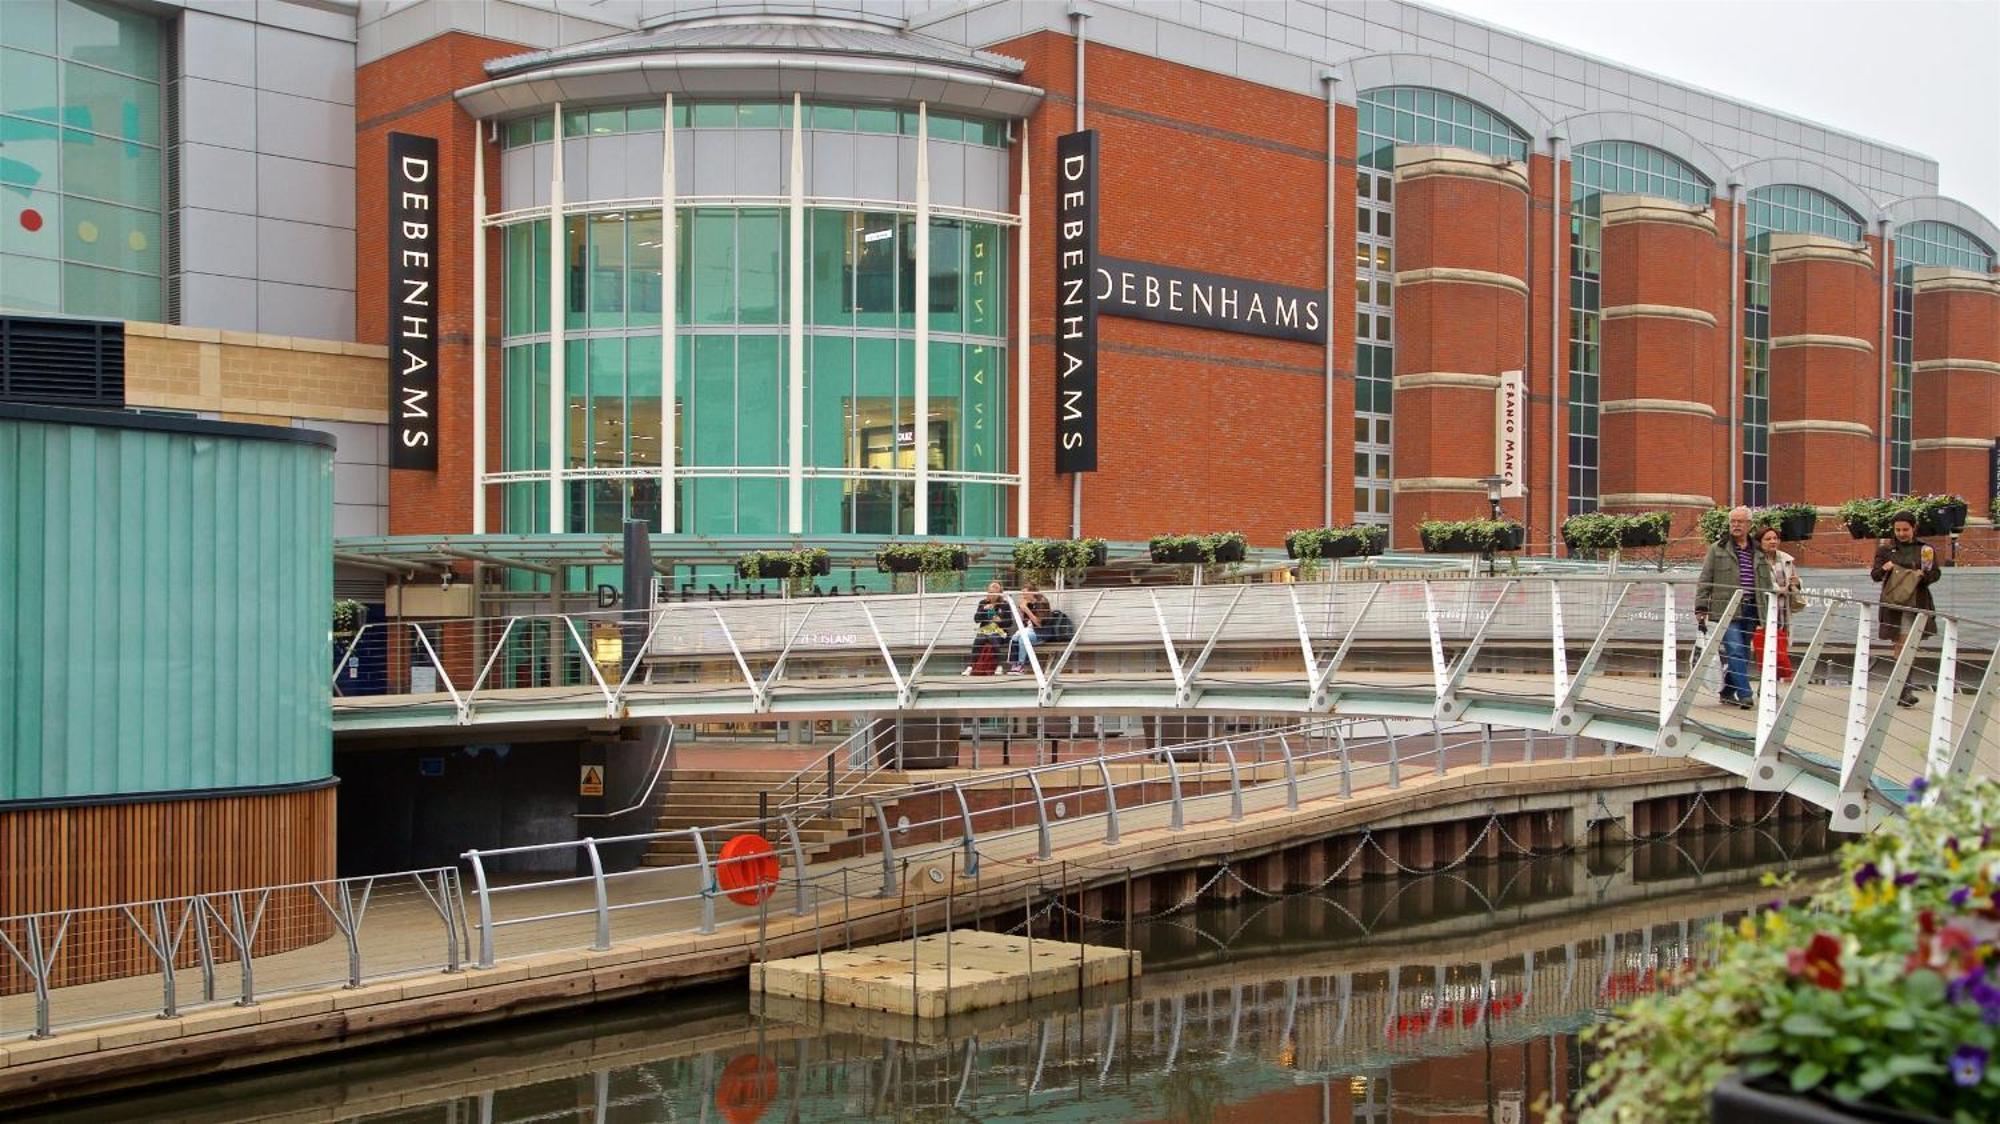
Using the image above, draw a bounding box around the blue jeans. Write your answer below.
[1721,618,1754,701]
[1010,628,1039,665]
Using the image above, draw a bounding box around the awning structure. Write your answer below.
[333,533,1028,580]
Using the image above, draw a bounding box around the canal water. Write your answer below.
[33,820,1837,1123]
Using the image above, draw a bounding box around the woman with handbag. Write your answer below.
[1754,527,1802,683]
[1870,511,1941,708]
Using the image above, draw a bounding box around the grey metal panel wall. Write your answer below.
[0,412,334,801]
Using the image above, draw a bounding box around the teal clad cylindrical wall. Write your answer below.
[0,406,334,801]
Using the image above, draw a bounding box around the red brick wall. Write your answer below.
[1597,208,1724,529]
[1767,245,1880,509]
[1911,280,2000,514]
[1391,160,1529,538]
[1003,32,1343,545]
[357,32,513,538]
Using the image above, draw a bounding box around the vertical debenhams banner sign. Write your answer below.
[388,133,439,470]
[1055,130,1098,474]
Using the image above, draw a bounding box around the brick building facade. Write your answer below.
[330,2,1998,567]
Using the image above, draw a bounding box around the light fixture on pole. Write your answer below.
[1476,474,1506,576]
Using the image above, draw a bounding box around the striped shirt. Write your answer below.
[1735,544,1756,616]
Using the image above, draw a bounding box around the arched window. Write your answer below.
[1741,186,1866,506]
[1567,142,1713,513]
[1890,221,1997,494]
[1352,89,1528,525]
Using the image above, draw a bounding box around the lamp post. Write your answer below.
[1476,474,1506,576]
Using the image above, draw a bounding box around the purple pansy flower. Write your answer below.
[1952,886,1973,908]
[1896,872,1920,887]
[1952,1044,1988,1087]
[1907,776,1930,803]
[1854,861,1881,888]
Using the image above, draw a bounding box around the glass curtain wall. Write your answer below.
[1566,142,1712,513]
[1741,186,1864,506]
[497,107,1010,540]
[0,0,164,319]
[1355,88,1528,526]
[1889,220,1994,496]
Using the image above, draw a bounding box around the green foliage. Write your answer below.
[1562,511,1670,552]
[1557,777,2000,1123]
[1698,505,1810,543]
[736,548,830,592]
[1418,519,1523,552]
[1012,538,1106,580]
[1148,532,1246,564]
[1840,494,1968,537]
[874,542,967,575]
[332,599,364,636]
[1286,525,1382,560]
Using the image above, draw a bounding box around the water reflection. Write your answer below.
[40,819,1836,1123]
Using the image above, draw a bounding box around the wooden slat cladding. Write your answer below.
[1,785,336,993]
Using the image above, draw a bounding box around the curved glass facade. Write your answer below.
[496,104,1012,538]
[1567,142,1713,513]
[1890,221,1997,495]
[1354,88,1529,526]
[1741,185,1865,506]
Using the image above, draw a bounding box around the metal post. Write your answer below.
[782,814,810,917]
[1027,771,1053,859]
[689,829,717,934]
[1278,734,1299,811]
[952,783,980,877]
[1221,739,1244,822]
[873,797,898,897]
[464,850,495,968]
[1097,756,1120,844]
[583,838,610,951]
[1165,748,1185,830]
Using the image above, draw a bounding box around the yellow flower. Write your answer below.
[1765,913,1789,937]
[1739,917,1758,940]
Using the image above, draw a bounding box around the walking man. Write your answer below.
[1695,506,1771,709]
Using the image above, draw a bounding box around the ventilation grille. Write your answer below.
[161,18,183,324]
[0,316,126,407]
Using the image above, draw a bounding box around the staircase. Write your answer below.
[639,769,902,867]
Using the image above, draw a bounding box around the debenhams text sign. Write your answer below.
[1055,130,1099,474]
[388,132,439,470]
[1096,259,1324,344]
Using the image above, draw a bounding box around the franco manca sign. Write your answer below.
[388,132,439,470]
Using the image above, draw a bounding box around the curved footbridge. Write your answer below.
[336,576,1998,831]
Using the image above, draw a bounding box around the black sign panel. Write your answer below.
[388,132,439,470]
[1055,130,1098,475]
[1096,257,1326,344]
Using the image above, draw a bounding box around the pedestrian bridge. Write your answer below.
[333,576,1998,831]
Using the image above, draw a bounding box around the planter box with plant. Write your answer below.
[1839,495,1968,540]
[875,543,970,575]
[1012,538,1107,579]
[1562,512,1670,553]
[1148,532,1247,565]
[737,548,831,582]
[1557,776,2000,1123]
[1699,506,1796,543]
[332,599,365,637]
[1767,503,1818,543]
[1418,519,1524,554]
[1286,525,1388,562]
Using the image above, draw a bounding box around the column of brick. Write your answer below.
[1910,268,2000,516]
[1767,235,1879,509]
[1390,147,1530,539]
[1597,195,1724,533]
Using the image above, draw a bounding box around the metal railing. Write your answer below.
[334,576,1998,828]
[454,716,1613,969]
[0,867,463,1040]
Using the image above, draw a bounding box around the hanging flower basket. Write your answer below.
[1148,532,1246,565]
[1419,520,1524,554]
[875,544,969,574]
[737,550,831,581]
[1285,526,1387,561]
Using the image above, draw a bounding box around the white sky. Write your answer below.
[1417,0,2000,230]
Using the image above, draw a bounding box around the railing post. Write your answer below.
[689,829,717,934]
[1025,771,1054,859]
[1221,740,1243,822]
[1164,748,1185,830]
[1387,726,1401,789]
[1096,757,1120,844]
[870,798,898,897]
[582,837,610,951]
[1337,725,1351,798]
[952,780,984,876]
[465,849,496,968]
[780,814,811,917]
[1277,735,1299,811]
